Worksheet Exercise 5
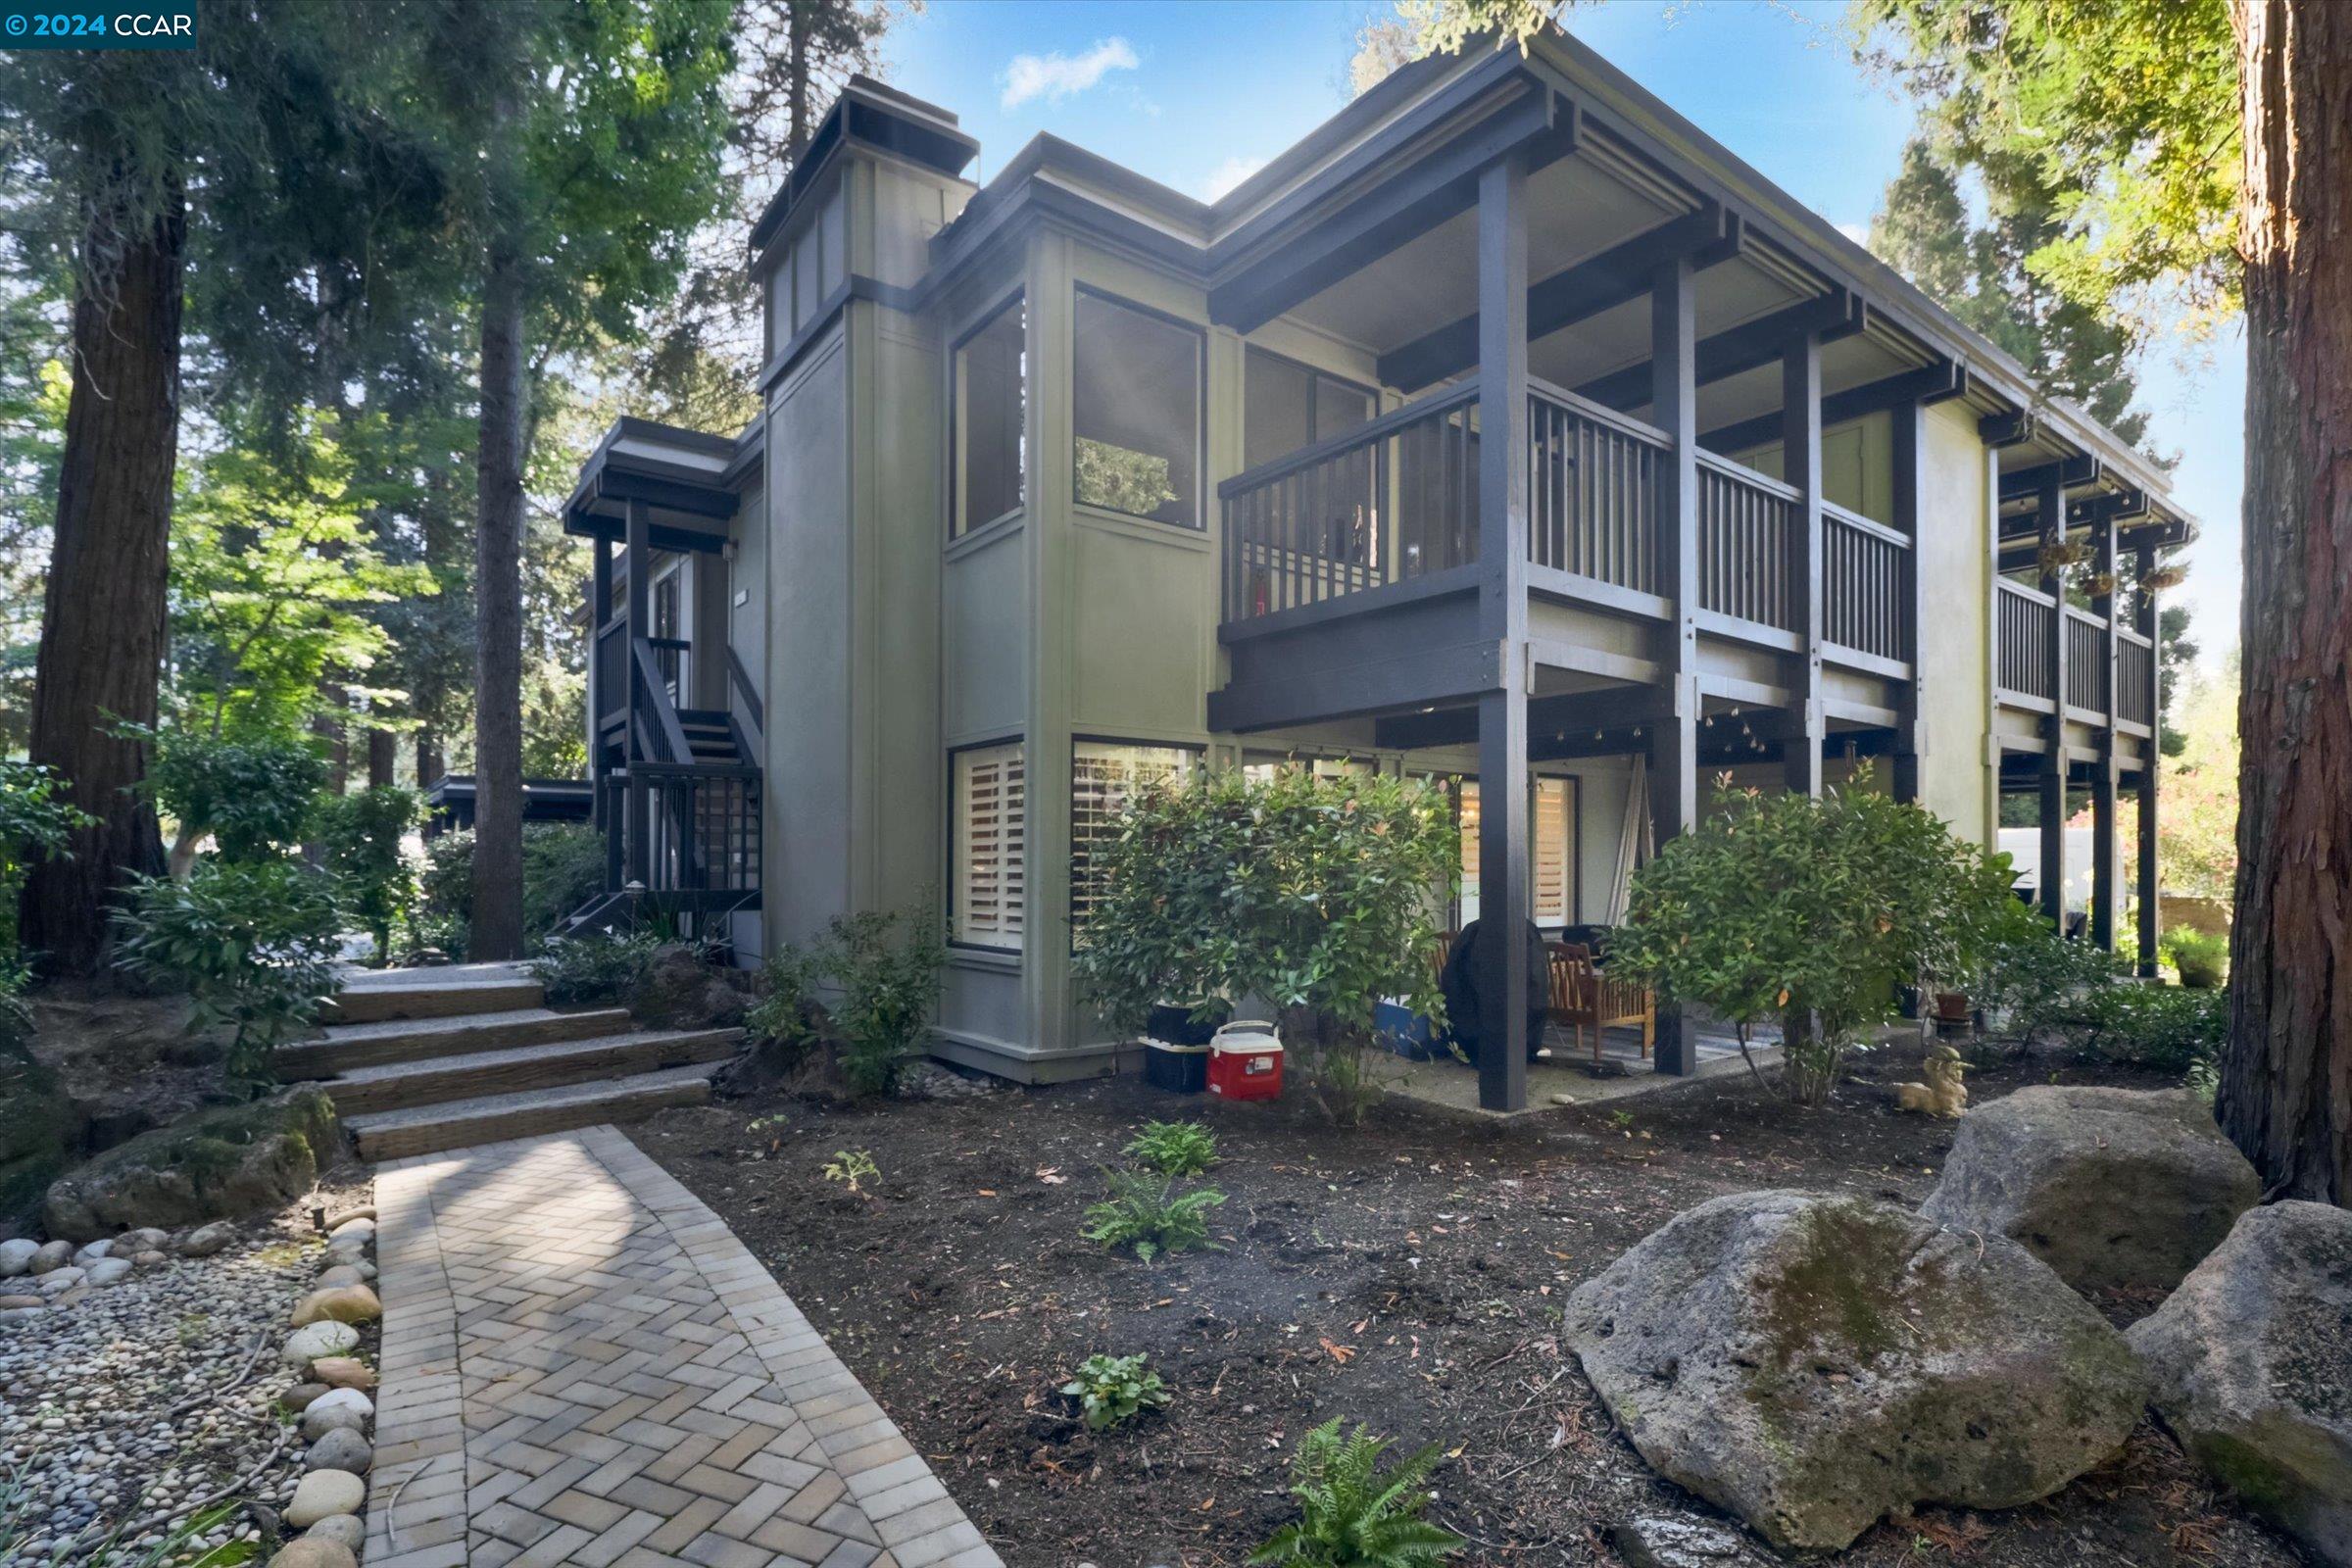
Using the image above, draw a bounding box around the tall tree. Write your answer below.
[414,0,735,957]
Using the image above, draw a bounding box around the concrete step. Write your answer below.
[324,968,544,1025]
[348,1063,720,1161]
[323,1028,739,1116]
[279,1006,633,1078]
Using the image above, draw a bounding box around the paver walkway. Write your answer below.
[368,1127,1001,1568]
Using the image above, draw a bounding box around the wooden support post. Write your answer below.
[1783,333,1825,797]
[1474,151,1532,1114]
[2091,512,2120,951]
[624,498,652,888]
[1891,399,1928,802]
[1650,252,1702,1076]
[2035,470,2067,929]
[589,537,612,834]
[2135,542,2163,975]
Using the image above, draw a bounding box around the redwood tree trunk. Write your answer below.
[368,728,396,789]
[2220,0,2352,1204]
[468,89,530,962]
[19,183,183,975]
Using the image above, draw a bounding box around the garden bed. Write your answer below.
[633,1045,2300,1567]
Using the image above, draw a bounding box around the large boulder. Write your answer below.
[2128,1200,2352,1566]
[40,1090,338,1243]
[1922,1086,2258,1298]
[629,943,759,1031]
[1564,1190,2146,1551]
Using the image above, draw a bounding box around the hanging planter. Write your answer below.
[2037,538,2092,573]
[2139,564,2188,593]
[2083,570,2118,597]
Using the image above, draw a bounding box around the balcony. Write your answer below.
[1993,579,2155,732]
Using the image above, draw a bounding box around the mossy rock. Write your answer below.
[1564,1190,2145,1551]
[40,1088,339,1243]
[0,1052,72,1226]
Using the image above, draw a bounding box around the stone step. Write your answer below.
[323,1028,740,1117]
[323,972,545,1025]
[349,1064,720,1161]
[279,1006,634,1078]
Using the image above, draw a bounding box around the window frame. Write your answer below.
[1242,345,1377,471]
[1067,736,1203,947]
[951,292,1027,541]
[948,736,1028,955]
[1069,285,1207,531]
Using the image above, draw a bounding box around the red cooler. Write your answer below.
[1207,1020,1284,1101]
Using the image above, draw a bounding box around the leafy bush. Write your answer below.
[1073,768,1457,1125]
[1060,1352,1170,1431]
[1250,1418,1464,1567]
[0,760,90,958]
[2079,983,2229,1072]
[1125,1119,1219,1177]
[316,786,420,964]
[114,860,343,1090]
[1081,1168,1226,1263]
[142,726,327,864]
[755,907,946,1097]
[526,929,663,1005]
[2164,927,2229,989]
[1610,769,2020,1103]
[1975,912,2125,1043]
[414,822,610,958]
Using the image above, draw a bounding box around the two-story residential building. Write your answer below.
[560,36,2190,1113]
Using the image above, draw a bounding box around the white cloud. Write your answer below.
[1198,155,1268,203]
[1000,37,1140,111]
[1837,220,1871,248]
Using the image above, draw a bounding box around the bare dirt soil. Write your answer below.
[633,1044,2302,1568]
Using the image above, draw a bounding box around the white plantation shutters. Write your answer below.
[1534,778,1573,925]
[1070,742,1194,935]
[955,743,1026,949]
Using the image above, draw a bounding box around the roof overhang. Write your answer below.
[563,416,756,554]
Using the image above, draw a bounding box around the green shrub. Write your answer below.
[526,930,663,1005]
[1081,1168,1226,1263]
[0,760,92,957]
[415,822,611,959]
[316,786,420,964]
[1250,1418,1464,1567]
[2079,983,2228,1072]
[2164,927,2229,989]
[1060,1352,1170,1431]
[1610,768,2021,1103]
[142,726,327,864]
[1072,768,1457,1126]
[415,829,474,956]
[113,861,343,1090]
[1976,913,2125,1042]
[1124,1120,1219,1177]
[752,908,945,1097]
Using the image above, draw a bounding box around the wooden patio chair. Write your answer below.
[1546,941,1655,1066]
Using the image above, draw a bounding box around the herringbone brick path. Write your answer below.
[365,1127,1001,1568]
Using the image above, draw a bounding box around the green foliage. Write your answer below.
[414,823,610,957]
[0,760,91,956]
[1250,1418,1464,1567]
[822,1149,878,1194]
[759,908,946,1098]
[1059,1352,1170,1432]
[2163,927,2229,989]
[1081,1168,1226,1264]
[140,726,327,866]
[2079,983,2228,1072]
[1124,1120,1220,1178]
[1074,438,1178,516]
[526,929,663,1006]
[316,786,421,964]
[113,861,343,1090]
[1610,771,2021,1103]
[1072,768,1457,1124]
[1975,913,2124,1041]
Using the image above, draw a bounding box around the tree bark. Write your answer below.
[19,180,183,975]
[416,730,443,791]
[468,70,530,963]
[2221,0,2352,1204]
[788,2,810,158]
[368,727,397,789]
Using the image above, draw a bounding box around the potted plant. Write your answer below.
[2139,563,2188,593]
[2037,537,2092,573]
[2083,570,2118,598]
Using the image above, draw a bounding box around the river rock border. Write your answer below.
[268,1209,384,1568]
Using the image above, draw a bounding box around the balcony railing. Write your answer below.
[1529,378,1662,594]
[2065,608,2108,713]
[1824,502,1909,662]
[1996,579,2055,701]
[594,618,628,727]
[1695,453,1795,632]
[2117,629,2155,727]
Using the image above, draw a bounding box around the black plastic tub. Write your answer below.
[1145,1040,1209,1094]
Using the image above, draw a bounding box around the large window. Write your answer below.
[954,297,1025,536]
[1073,292,1202,527]
[953,742,1026,950]
[1069,741,1197,936]
[1448,776,1577,929]
[1243,349,1375,470]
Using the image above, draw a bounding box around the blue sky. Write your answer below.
[884,0,2242,664]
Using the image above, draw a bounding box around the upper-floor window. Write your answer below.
[1243,349,1375,470]
[954,296,1025,536]
[1073,291,1202,528]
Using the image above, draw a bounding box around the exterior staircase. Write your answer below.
[296,963,737,1161]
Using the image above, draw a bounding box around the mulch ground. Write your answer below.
[632,1043,2301,1568]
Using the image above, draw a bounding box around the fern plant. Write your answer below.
[1059,1351,1170,1431]
[1123,1119,1220,1176]
[1250,1419,1464,1567]
[1080,1168,1225,1262]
